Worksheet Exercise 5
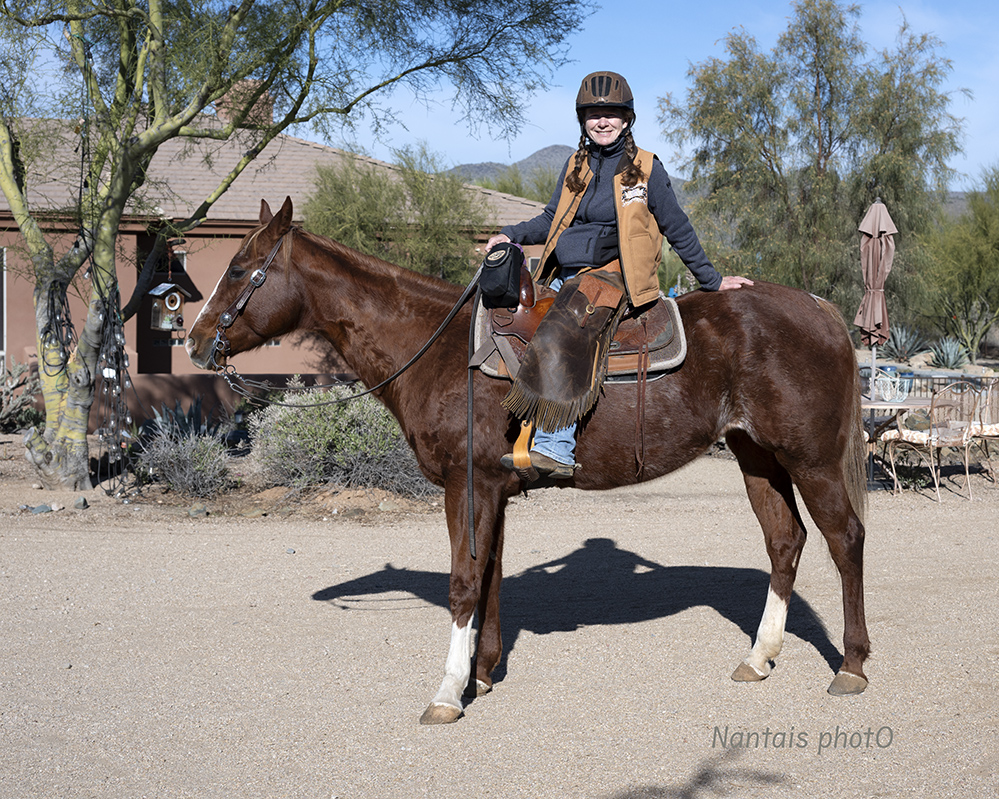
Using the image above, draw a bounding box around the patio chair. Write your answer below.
[881,381,980,501]
[970,378,999,483]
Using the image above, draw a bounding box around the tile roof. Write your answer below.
[2,120,545,230]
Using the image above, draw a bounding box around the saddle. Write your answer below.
[470,264,686,384]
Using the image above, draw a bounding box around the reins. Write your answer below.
[210,225,485,559]
[210,226,483,409]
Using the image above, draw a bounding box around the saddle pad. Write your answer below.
[472,285,686,381]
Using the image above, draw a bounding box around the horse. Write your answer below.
[187,197,871,725]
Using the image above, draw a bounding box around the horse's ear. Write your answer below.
[259,199,273,225]
[273,196,294,233]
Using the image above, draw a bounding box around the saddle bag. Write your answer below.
[478,243,524,309]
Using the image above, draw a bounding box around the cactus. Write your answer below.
[928,337,970,370]
[880,325,930,363]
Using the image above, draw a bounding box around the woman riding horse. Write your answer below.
[487,71,753,479]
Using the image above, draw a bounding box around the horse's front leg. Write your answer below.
[420,476,507,725]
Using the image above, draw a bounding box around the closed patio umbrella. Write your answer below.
[854,198,898,367]
[854,198,898,487]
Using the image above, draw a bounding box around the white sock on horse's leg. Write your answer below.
[742,585,789,677]
[422,620,473,723]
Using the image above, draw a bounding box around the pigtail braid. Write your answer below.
[620,129,644,187]
[565,134,588,194]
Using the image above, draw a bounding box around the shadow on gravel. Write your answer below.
[312,537,841,683]
[598,748,786,798]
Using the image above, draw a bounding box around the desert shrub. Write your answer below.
[137,433,231,497]
[136,397,233,497]
[0,357,43,432]
[247,381,439,497]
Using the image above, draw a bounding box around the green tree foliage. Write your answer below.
[657,0,964,321]
[0,0,589,489]
[478,163,559,204]
[302,143,486,283]
[394,144,488,283]
[922,167,999,363]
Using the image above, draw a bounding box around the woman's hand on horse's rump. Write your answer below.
[719,275,755,291]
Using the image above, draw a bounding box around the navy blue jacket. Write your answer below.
[501,138,722,291]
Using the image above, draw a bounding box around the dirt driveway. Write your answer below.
[1,443,996,799]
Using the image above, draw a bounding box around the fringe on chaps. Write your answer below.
[501,266,626,431]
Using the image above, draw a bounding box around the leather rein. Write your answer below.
[209,226,483,408]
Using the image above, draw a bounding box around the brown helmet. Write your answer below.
[576,71,635,122]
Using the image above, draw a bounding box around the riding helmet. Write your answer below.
[576,71,635,124]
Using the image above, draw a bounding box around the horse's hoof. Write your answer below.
[731,661,769,682]
[419,702,463,725]
[462,679,491,699]
[827,671,868,696]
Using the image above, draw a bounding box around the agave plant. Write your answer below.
[928,336,970,371]
[149,396,224,440]
[879,325,930,363]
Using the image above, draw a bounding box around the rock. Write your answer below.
[31,504,52,514]
[74,496,90,510]
[187,503,209,518]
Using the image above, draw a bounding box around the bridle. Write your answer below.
[209,229,291,370]
[207,224,485,411]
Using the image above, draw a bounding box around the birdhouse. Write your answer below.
[148,282,191,331]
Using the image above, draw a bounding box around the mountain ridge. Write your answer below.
[450,145,692,207]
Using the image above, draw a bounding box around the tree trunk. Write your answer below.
[24,263,107,491]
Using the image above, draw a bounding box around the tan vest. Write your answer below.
[536,147,663,307]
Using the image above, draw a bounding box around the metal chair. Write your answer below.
[970,378,999,483]
[881,381,980,501]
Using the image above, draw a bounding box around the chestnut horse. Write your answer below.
[187,197,870,724]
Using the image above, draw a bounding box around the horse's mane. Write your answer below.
[295,227,466,305]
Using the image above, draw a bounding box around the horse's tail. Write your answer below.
[814,294,867,525]
[845,347,868,526]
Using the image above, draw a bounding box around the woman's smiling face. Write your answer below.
[583,108,627,146]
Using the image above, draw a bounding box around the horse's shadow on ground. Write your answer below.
[311,537,841,685]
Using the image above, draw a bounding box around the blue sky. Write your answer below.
[360,0,997,190]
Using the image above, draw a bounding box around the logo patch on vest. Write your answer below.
[620,183,649,206]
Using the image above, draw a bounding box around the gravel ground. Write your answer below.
[1,443,997,799]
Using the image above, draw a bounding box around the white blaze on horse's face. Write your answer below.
[186,229,265,366]
[186,269,232,360]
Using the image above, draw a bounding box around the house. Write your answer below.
[0,121,545,426]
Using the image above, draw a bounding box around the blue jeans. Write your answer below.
[530,269,581,466]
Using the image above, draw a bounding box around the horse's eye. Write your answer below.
[228,266,247,280]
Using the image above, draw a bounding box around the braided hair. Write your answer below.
[565,126,644,194]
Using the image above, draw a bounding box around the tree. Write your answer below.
[0,0,589,489]
[303,142,486,283]
[922,166,999,364]
[478,163,559,204]
[657,0,964,321]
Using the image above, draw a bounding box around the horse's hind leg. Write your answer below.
[727,431,808,682]
[792,468,870,695]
